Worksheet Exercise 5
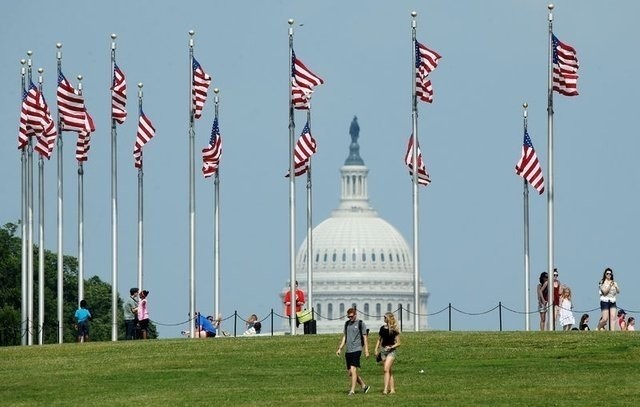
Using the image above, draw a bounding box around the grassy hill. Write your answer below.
[1,331,639,406]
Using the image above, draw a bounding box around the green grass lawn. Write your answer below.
[1,331,639,406]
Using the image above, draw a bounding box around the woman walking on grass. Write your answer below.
[375,312,400,395]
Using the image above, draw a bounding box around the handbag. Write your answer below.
[296,309,313,323]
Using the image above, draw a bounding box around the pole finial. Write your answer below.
[138,82,143,88]
[213,88,220,94]
[20,59,26,65]
[111,33,117,40]
[37,68,44,74]
[56,43,62,49]
[548,3,554,10]
[411,10,417,17]
[77,74,83,81]
[288,18,294,25]
[523,102,528,109]
[27,50,33,57]
[189,30,195,36]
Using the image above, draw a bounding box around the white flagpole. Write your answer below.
[26,50,34,346]
[305,109,313,317]
[37,67,45,345]
[288,19,297,335]
[55,43,64,344]
[20,58,28,346]
[213,88,221,321]
[188,30,196,338]
[77,75,85,306]
[137,83,144,292]
[546,3,556,331]
[410,11,421,332]
[522,102,531,331]
[110,33,119,342]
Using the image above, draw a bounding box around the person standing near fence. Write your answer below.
[336,308,370,396]
[597,268,620,331]
[558,287,575,331]
[283,281,305,327]
[537,272,549,331]
[123,287,139,340]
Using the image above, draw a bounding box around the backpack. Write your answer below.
[344,319,369,346]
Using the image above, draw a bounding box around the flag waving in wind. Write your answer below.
[57,72,86,132]
[111,64,127,123]
[192,58,212,119]
[133,110,156,169]
[202,116,223,178]
[17,81,57,158]
[552,34,579,97]
[291,50,324,110]
[404,134,430,186]
[415,40,442,103]
[515,130,545,194]
[286,121,316,177]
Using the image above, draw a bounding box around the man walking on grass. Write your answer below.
[336,307,370,395]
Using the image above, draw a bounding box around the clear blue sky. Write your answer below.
[2,1,638,337]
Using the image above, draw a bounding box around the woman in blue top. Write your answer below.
[75,299,92,343]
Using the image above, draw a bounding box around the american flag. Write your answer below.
[33,91,58,159]
[286,122,316,177]
[111,64,127,124]
[415,40,442,103]
[57,71,86,132]
[75,111,96,162]
[202,116,223,178]
[515,130,545,194]
[192,58,212,120]
[552,34,579,97]
[291,50,324,110]
[133,110,156,169]
[17,81,57,158]
[404,135,430,186]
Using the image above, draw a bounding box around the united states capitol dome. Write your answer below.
[293,117,429,333]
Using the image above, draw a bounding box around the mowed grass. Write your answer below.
[1,331,640,406]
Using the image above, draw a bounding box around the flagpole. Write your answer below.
[188,30,196,338]
[110,33,119,342]
[212,88,221,321]
[305,109,313,317]
[410,11,421,332]
[77,74,85,306]
[26,50,34,346]
[546,3,555,331]
[37,67,46,345]
[288,18,297,335]
[54,43,65,344]
[137,83,144,292]
[522,102,531,331]
[20,58,28,346]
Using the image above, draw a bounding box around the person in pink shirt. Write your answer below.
[137,290,150,339]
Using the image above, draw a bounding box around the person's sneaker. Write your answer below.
[347,391,355,396]
[363,385,370,394]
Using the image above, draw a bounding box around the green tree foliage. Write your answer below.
[0,222,157,346]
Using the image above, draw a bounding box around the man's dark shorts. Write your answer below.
[345,351,361,369]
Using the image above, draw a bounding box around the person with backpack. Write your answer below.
[335,308,370,396]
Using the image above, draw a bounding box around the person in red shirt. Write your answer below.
[283,280,306,327]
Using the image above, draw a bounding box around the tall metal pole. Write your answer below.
[37,67,45,345]
[77,75,85,305]
[213,88,221,321]
[305,109,313,313]
[546,3,556,331]
[20,58,28,346]
[410,11,421,332]
[137,83,144,292]
[522,102,531,331]
[288,19,297,335]
[55,43,64,344]
[26,50,34,346]
[188,30,196,338]
[110,33,119,341]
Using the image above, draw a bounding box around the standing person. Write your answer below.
[579,314,590,331]
[627,317,635,331]
[551,268,563,326]
[137,290,150,339]
[597,267,620,331]
[75,299,92,343]
[374,312,400,395]
[123,287,139,340]
[558,287,575,331]
[283,281,305,327]
[536,272,549,331]
[336,308,370,396]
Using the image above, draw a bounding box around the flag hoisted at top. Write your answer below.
[515,130,545,194]
[202,116,223,178]
[291,50,324,110]
[18,81,57,158]
[404,135,430,186]
[552,34,579,96]
[111,64,127,123]
[286,121,316,177]
[192,58,212,119]
[415,40,442,103]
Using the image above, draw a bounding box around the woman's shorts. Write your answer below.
[139,318,149,330]
[600,301,617,311]
[381,348,397,361]
[345,351,361,369]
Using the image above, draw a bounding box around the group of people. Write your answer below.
[336,308,401,396]
[537,267,634,331]
[122,287,151,340]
